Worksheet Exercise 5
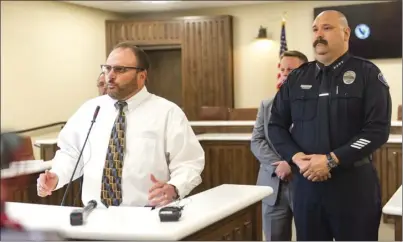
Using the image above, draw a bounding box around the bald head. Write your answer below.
[312,10,351,65]
[316,10,349,28]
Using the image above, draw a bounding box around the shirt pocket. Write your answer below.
[124,136,158,176]
[334,86,363,118]
[291,90,319,121]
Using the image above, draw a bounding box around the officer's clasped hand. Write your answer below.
[292,153,331,182]
[300,154,331,182]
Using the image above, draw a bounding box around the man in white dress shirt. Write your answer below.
[37,42,205,208]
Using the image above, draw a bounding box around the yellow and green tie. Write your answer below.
[101,101,127,207]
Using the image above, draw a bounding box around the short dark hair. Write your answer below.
[97,72,104,86]
[281,50,308,63]
[113,41,150,71]
[97,72,104,80]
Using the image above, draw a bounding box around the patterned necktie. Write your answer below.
[101,101,127,207]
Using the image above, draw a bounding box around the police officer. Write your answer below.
[267,10,391,241]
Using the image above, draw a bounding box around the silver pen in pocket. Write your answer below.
[336,86,339,95]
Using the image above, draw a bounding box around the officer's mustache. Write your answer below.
[313,37,328,47]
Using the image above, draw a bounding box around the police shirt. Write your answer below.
[267,52,392,169]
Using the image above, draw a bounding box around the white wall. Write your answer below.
[1,1,121,130]
[1,1,401,130]
[127,0,402,120]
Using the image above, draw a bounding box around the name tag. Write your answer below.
[300,85,312,90]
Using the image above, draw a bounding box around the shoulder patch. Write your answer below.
[378,73,389,87]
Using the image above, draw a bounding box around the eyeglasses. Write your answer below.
[100,65,144,74]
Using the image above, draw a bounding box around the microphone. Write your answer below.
[70,200,97,226]
[60,106,101,206]
[92,106,100,121]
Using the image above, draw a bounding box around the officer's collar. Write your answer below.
[315,51,351,78]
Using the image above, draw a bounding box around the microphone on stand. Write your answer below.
[60,106,101,206]
[70,200,98,226]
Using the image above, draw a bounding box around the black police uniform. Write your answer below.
[267,52,392,241]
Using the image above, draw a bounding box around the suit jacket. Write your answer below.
[251,98,283,206]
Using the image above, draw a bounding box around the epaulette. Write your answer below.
[297,60,314,70]
[352,56,388,87]
[351,55,378,68]
[280,61,314,87]
[287,61,314,77]
[351,55,372,63]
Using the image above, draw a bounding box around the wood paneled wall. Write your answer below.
[198,107,258,121]
[105,15,234,120]
[373,143,403,223]
[105,19,183,48]
[182,16,234,120]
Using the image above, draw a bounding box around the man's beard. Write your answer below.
[107,76,139,101]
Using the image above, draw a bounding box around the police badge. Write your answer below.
[343,71,356,85]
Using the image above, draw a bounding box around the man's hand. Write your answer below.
[37,170,58,197]
[292,152,311,170]
[300,154,331,182]
[272,161,292,181]
[148,174,178,207]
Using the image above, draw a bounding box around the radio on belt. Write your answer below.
[159,206,183,222]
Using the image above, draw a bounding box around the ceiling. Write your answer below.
[66,1,274,13]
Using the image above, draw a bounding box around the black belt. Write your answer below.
[353,157,370,167]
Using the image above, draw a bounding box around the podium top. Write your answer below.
[1,160,50,179]
[382,185,402,216]
[5,184,272,240]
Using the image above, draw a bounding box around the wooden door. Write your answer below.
[182,15,234,120]
[145,48,183,107]
[105,20,183,54]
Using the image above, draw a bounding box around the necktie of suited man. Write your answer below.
[100,101,127,207]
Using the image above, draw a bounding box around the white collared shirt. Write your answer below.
[50,87,205,208]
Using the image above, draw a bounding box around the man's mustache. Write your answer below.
[313,38,328,47]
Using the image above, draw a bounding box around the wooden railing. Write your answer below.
[14,122,66,134]
[198,106,258,121]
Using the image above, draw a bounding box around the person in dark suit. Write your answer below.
[251,50,308,241]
